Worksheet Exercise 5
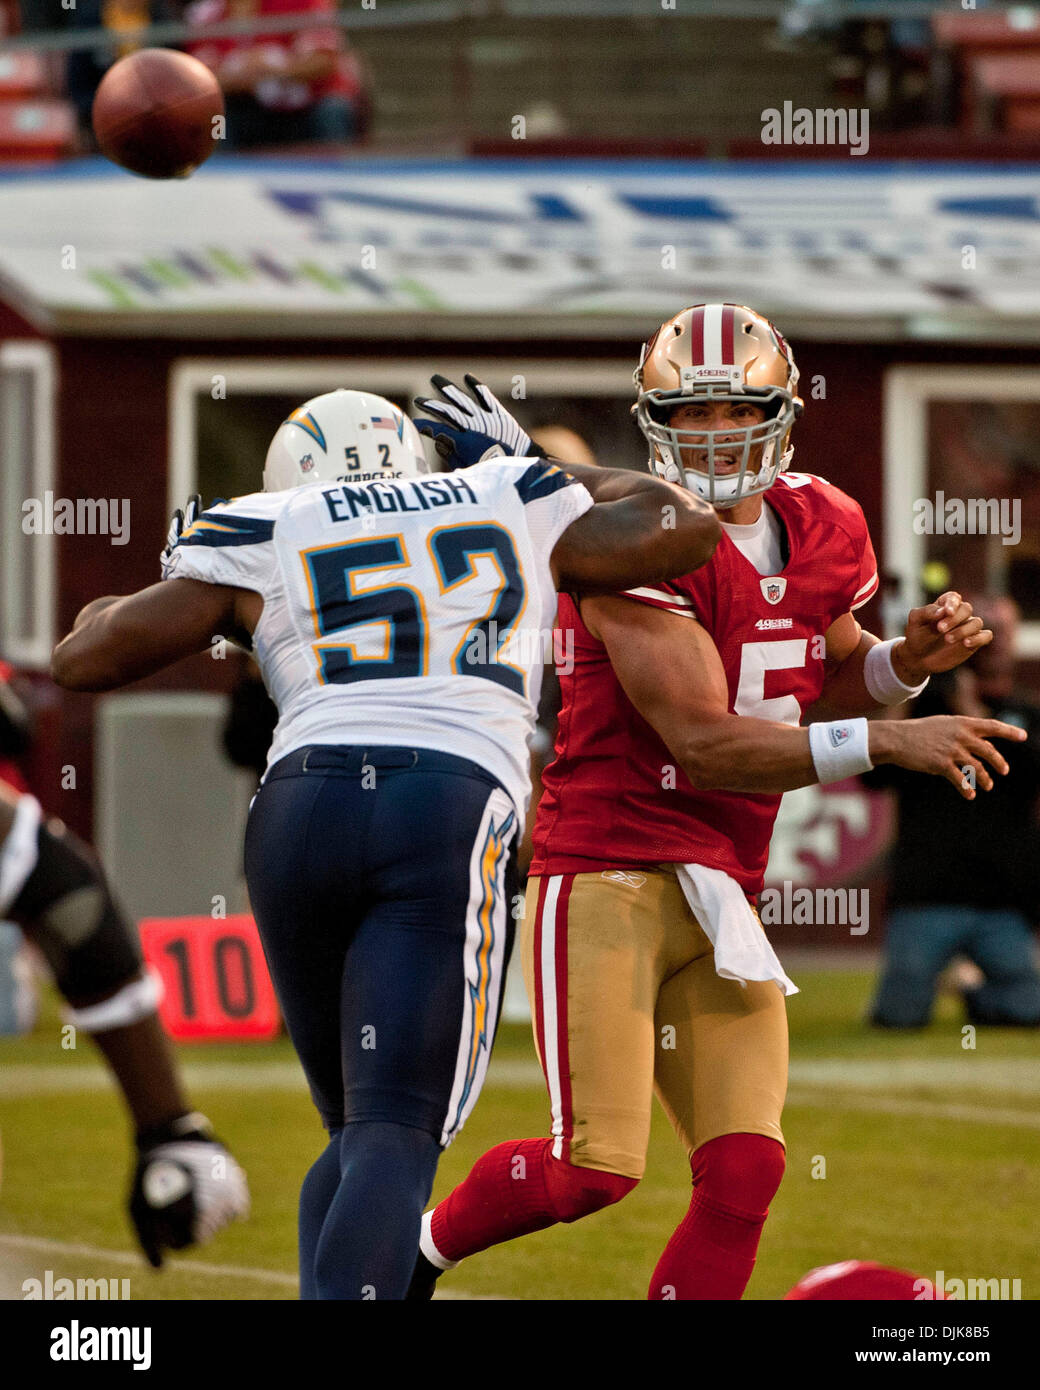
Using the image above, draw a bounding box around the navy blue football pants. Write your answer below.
[245,744,519,1137]
[245,745,518,1297]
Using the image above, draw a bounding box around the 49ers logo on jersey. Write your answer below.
[761,576,787,605]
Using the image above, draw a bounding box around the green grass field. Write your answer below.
[2,970,1037,1300]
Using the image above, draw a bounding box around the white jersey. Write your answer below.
[165,458,593,816]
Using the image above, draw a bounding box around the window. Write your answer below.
[0,341,56,668]
[884,366,1040,656]
[168,356,643,514]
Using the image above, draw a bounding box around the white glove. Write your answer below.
[160,494,202,580]
[413,374,535,458]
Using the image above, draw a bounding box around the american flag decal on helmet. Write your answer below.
[371,412,406,441]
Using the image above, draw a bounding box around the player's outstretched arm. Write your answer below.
[581,595,1026,799]
[813,593,993,719]
[550,463,721,593]
[51,579,256,692]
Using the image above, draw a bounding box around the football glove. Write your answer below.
[129,1111,250,1268]
[412,417,509,470]
[413,374,538,461]
[160,494,202,580]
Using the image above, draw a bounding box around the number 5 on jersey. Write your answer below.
[734,639,807,725]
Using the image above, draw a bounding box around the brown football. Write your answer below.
[92,48,225,179]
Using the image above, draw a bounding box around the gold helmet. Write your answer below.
[633,303,803,508]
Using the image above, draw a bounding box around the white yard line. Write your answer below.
[0,1233,491,1299]
[3,1055,1039,1096]
[0,1058,546,1096]
[789,1057,1040,1094]
[0,1233,298,1286]
[786,1088,1040,1130]
[0,1062,309,1096]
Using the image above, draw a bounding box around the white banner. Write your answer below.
[2,158,1039,333]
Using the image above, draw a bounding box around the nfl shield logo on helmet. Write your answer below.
[761,577,787,605]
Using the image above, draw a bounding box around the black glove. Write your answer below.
[129,1111,249,1268]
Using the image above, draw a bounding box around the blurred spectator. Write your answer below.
[529,424,598,467]
[9,0,70,97]
[778,1,931,130]
[185,0,368,149]
[863,595,1040,1029]
[222,653,277,784]
[12,1,65,35]
[219,653,276,916]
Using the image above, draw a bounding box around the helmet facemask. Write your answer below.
[633,303,803,509]
[638,385,798,509]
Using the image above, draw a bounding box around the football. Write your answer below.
[91,48,225,179]
[784,1260,936,1300]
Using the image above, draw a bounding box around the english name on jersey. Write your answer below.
[165,459,593,818]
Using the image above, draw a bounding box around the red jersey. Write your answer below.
[531,472,879,895]
[186,0,357,111]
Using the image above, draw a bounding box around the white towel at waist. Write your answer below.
[675,862,799,997]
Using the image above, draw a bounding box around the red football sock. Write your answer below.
[428,1138,635,1264]
[648,1133,786,1300]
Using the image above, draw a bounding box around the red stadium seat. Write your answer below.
[0,52,49,99]
[933,10,1040,54]
[932,10,1040,130]
[972,54,1040,134]
[0,98,77,163]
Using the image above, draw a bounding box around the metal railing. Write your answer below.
[0,1,966,56]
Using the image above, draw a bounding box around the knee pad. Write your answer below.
[544,1152,637,1224]
[691,1133,786,1215]
[10,816,142,1003]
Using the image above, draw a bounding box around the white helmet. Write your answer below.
[263,389,429,492]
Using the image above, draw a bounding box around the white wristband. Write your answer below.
[808,718,873,784]
[65,968,163,1034]
[864,638,929,706]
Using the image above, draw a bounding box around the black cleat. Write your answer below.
[405,1250,442,1301]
